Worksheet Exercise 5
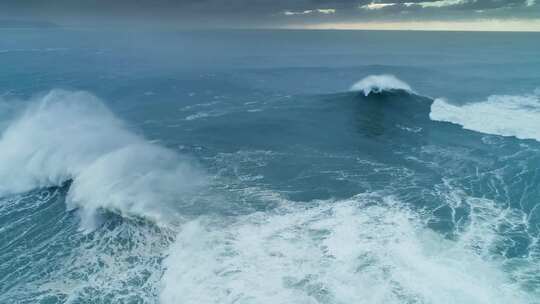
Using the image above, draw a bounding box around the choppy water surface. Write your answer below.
[0,29,540,304]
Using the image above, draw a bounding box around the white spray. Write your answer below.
[0,90,205,231]
[350,75,415,96]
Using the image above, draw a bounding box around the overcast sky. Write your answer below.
[1,0,539,30]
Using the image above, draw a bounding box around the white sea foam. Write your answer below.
[34,222,174,303]
[0,90,205,231]
[67,144,204,230]
[430,90,540,142]
[160,193,535,304]
[350,75,414,96]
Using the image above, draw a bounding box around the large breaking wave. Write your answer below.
[430,89,540,142]
[351,75,540,143]
[2,78,540,303]
[157,77,540,303]
[0,90,205,231]
[350,75,415,96]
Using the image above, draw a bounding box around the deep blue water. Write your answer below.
[0,29,540,303]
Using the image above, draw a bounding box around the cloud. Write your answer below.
[361,0,467,10]
[284,8,336,16]
[317,9,337,14]
[360,2,397,10]
[410,0,467,8]
[301,19,540,31]
[358,0,534,11]
[0,0,538,28]
[284,10,313,16]
[407,0,532,10]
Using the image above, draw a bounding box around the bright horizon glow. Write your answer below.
[289,19,540,32]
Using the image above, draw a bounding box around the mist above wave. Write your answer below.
[350,75,414,96]
[430,89,540,142]
[0,90,205,231]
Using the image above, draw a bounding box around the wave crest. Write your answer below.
[430,90,540,142]
[0,90,205,231]
[350,75,414,96]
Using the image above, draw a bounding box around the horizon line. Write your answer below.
[288,19,540,32]
[2,18,540,33]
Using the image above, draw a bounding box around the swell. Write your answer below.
[346,75,540,143]
[1,78,540,303]
[157,79,540,302]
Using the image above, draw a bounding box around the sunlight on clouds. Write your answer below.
[362,0,468,10]
[360,2,397,10]
[284,10,313,16]
[411,0,467,8]
[284,9,335,16]
[317,9,336,14]
[294,19,540,31]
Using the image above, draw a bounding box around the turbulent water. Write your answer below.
[0,29,540,304]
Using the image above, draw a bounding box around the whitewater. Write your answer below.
[0,90,206,231]
[1,29,540,304]
[0,75,538,303]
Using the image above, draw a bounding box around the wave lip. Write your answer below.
[350,75,415,96]
[430,90,540,142]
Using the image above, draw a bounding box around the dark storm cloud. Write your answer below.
[0,0,538,27]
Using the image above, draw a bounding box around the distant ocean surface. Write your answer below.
[0,29,539,304]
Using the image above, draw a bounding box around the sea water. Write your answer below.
[0,29,539,304]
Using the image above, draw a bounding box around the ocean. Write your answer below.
[0,29,539,303]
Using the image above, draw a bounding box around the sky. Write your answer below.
[1,0,539,31]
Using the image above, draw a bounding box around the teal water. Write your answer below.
[0,29,540,303]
